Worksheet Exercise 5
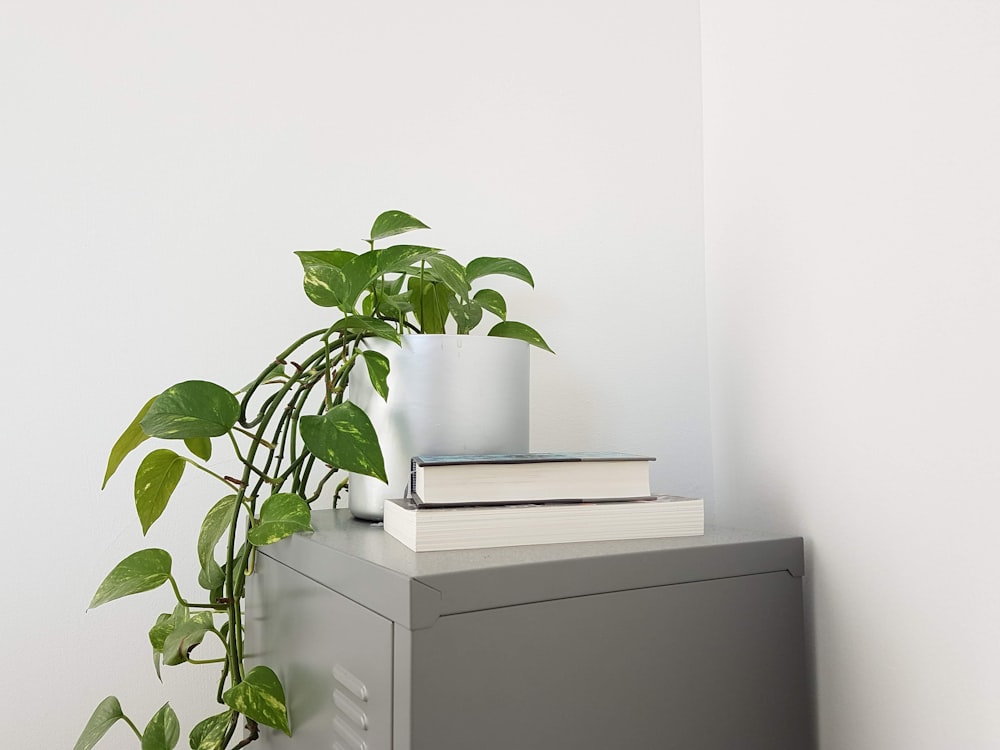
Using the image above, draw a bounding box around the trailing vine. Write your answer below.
[75,211,550,750]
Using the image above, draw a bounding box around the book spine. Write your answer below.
[408,457,417,500]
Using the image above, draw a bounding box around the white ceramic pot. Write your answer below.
[347,334,530,520]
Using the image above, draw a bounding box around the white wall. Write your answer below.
[0,2,710,747]
[701,2,1000,748]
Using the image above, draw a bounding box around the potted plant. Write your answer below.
[75,211,550,750]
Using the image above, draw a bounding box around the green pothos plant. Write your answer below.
[76,210,550,750]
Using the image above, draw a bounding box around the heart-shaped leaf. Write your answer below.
[488,321,554,353]
[141,381,240,439]
[294,249,356,270]
[425,254,470,298]
[90,549,172,609]
[223,666,291,736]
[295,250,356,308]
[447,297,484,334]
[300,401,386,482]
[408,277,451,334]
[73,696,126,750]
[360,349,390,401]
[149,605,188,680]
[466,256,535,286]
[103,397,155,489]
[197,495,239,591]
[248,493,313,546]
[141,703,180,750]
[337,251,381,311]
[161,614,213,666]
[370,210,429,241]
[301,262,350,308]
[134,449,186,534]
[376,244,441,275]
[329,315,401,344]
[189,711,234,750]
[184,437,212,462]
[474,288,507,320]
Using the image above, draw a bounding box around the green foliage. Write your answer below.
[103,397,155,489]
[141,381,240,439]
[222,666,291,736]
[134,450,186,534]
[299,209,551,351]
[84,209,551,750]
[196,495,238,591]
[141,704,180,750]
[188,711,234,750]
[90,549,172,609]
[300,401,387,483]
[247,493,313,546]
[74,696,127,750]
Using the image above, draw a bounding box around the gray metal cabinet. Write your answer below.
[246,510,812,749]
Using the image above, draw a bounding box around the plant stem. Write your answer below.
[183,458,243,490]
[121,714,143,741]
[187,656,227,665]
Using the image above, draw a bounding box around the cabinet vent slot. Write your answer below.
[333,689,369,730]
[332,716,367,750]
[332,664,368,702]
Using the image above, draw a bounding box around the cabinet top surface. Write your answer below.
[298,510,800,577]
[258,510,804,629]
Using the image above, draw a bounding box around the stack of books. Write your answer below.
[382,452,704,552]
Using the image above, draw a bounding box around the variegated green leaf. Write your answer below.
[447,297,484,334]
[135,449,186,534]
[248,493,313,546]
[339,251,380,311]
[370,210,429,241]
[149,606,187,680]
[103,397,155,489]
[141,381,239,439]
[488,321,554,353]
[474,288,507,320]
[73,696,126,750]
[373,291,414,318]
[197,495,238,591]
[376,244,441,275]
[408,277,450,334]
[184,437,212,462]
[189,711,234,750]
[302,263,350,307]
[141,703,180,750]
[294,249,356,270]
[329,315,401,344]
[89,549,172,609]
[299,401,386,482]
[425,254,470,298]
[223,666,291,736]
[294,250,356,309]
[466,256,535,286]
[161,614,213,666]
[360,349,390,401]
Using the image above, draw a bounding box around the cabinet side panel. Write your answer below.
[245,553,394,749]
[409,571,811,750]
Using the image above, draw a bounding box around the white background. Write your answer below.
[702,1,1000,748]
[0,2,709,747]
[4,2,998,748]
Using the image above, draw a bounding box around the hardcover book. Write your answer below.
[409,452,655,506]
